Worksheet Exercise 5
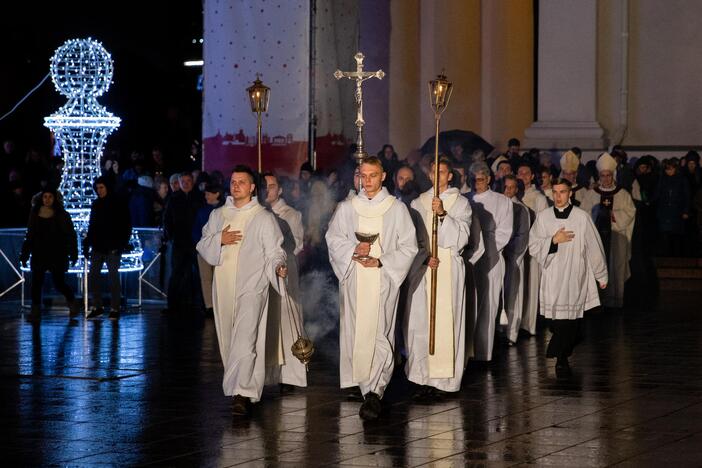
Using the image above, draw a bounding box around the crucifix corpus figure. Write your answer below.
[334,52,385,164]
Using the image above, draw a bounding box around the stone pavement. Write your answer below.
[0,291,701,467]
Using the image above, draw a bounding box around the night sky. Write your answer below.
[0,0,203,162]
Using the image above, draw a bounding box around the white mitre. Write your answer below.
[596,152,617,173]
[559,150,580,173]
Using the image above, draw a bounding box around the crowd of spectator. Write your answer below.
[3,135,702,318]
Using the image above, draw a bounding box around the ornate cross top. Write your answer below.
[334,52,385,163]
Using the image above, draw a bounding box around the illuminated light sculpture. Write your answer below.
[39,38,143,273]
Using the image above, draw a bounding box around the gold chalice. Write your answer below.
[354,232,379,261]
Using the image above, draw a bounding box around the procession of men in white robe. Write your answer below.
[192,149,637,418]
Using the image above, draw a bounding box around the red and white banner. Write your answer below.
[203,0,309,177]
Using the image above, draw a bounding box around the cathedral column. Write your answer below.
[524,0,605,150]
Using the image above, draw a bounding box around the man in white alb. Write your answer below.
[262,172,307,392]
[405,157,471,397]
[326,156,417,420]
[516,163,549,336]
[467,162,513,362]
[529,178,608,378]
[196,165,288,416]
[501,175,530,345]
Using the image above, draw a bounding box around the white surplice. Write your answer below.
[405,188,471,392]
[326,188,417,398]
[520,186,549,335]
[196,196,286,402]
[467,189,513,361]
[265,198,307,387]
[503,198,530,343]
[529,205,608,319]
[580,186,636,308]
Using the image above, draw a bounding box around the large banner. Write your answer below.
[313,1,358,171]
[203,0,309,177]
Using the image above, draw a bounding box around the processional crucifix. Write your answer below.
[334,52,385,165]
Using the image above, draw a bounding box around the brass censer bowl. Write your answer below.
[291,336,315,365]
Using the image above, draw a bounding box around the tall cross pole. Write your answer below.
[334,52,385,170]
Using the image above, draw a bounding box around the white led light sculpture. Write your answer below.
[41,38,143,273]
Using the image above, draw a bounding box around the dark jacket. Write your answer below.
[85,194,132,254]
[192,204,216,244]
[21,205,77,268]
[163,189,204,248]
[129,185,156,227]
[655,173,690,234]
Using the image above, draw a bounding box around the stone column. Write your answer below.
[524,0,605,150]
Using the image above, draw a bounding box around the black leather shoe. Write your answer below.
[87,307,103,319]
[232,395,250,416]
[108,309,120,321]
[68,301,81,318]
[279,383,295,394]
[411,385,432,402]
[27,305,41,323]
[359,392,382,421]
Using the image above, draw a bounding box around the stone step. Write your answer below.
[657,267,702,279]
[658,278,702,292]
[654,257,702,268]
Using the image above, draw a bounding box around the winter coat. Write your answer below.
[163,189,204,248]
[21,206,77,269]
[85,194,132,254]
[655,173,689,234]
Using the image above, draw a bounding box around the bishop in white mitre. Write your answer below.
[196,166,288,416]
[501,175,531,345]
[404,157,471,396]
[262,172,307,390]
[326,157,417,421]
[580,153,636,308]
[516,163,549,336]
[560,151,588,207]
[467,162,513,362]
[529,177,608,378]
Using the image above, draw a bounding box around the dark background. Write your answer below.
[0,0,204,164]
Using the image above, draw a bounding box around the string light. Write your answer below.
[35,38,144,274]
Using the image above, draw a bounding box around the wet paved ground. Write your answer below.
[1,291,701,467]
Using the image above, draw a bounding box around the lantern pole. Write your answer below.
[427,74,453,355]
[246,74,270,173]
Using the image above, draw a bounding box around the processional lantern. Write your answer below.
[246,74,270,172]
[427,73,453,355]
